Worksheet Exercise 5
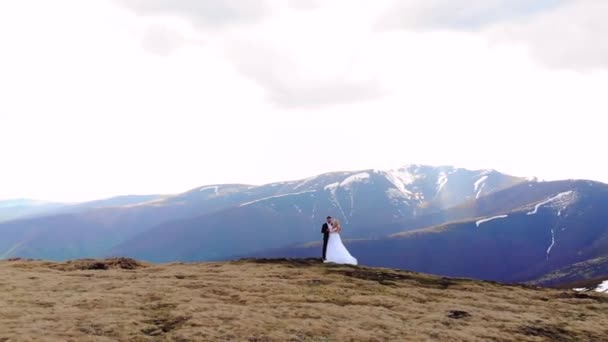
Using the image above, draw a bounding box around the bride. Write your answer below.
[324,218,358,265]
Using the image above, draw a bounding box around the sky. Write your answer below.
[1,0,607,202]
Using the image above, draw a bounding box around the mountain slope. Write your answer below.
[0,199,65,223]
[1,258,606,341]
[371,179,594,236]
[253,180,608,285]
[531,256,608,287]
[0,195,170,224]
[0,165,523,261]
[110,166,524,262]
[0,185,257,260]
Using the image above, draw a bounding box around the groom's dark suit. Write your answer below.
[321,223,330,260]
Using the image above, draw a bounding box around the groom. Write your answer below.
[321,216,332,260]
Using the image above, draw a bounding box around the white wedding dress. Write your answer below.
[325,231,358,265]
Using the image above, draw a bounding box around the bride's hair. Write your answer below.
[332,219,342,230]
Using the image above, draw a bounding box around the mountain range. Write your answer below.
[1,164,607,287]
[255,179,608,284]
[0,199,65,223]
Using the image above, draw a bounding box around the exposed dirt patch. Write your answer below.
[331,268,457,289]
[518,324,573,341]
[556,291,608,303]
[78,323,114,337]
[237,258,321,267]
[447,310,471,319]
[49,257,146,271]
[307,278,331,286]
[141,316,191,336]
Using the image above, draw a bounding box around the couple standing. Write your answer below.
[321,216,358,265]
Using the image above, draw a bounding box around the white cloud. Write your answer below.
[140,25,187,56]
[375,0,608,71]
[377,0,565,31]
[0,0,607,201]
[116,0,270,28]
[119,0,385,106]
[226,38,384,108]
[492,1,608,70]
[288,0,322,11]
[139,23,207,56]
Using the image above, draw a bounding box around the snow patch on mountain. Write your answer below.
[199,186,219,195]
[327,185,348,223]
[337,173,370,217]
[239,191,316,207]
[388,168,418,186]
[474,175,488,199]
[382,171,416,200]
[474,175,488,191]
[437,172,448,193]
[527,191,575,215]
[340,173,370,189]
[574,279,608,293]
[546,229,556,259]
[292,174,333,190]
[314,172,370,192]
[475,215,508,227]
[292,176,316,190]
[596,280,608,293]
[324,182,339,191]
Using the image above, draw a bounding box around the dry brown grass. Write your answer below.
[1,257,607,341]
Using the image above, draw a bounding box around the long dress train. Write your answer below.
[325,232,357,265]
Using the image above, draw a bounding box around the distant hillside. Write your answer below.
[109,166,524,262]
[0,258,606,341]
[532,256,608,287]
[252,180,608,286]
[0,195,166,223]
[0,165,524,261]
[0,199,65,223]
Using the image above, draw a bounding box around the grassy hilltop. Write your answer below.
[1,258,607,341]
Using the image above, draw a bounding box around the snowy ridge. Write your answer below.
[325,181,348,223]
[389,168,417,185]
[386,168,418,186]
[436,172,448,193]
[199,186,219,195]
[324,182,339,191]
[340,173,370,189]
[475,215,508,227]
[381,171,416,200]
[307,173,371,219]
[474,175,488,199]
[239,191,316,207]
[292,175,320,190]
[527,191,576,215]
[474,175,488,192]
